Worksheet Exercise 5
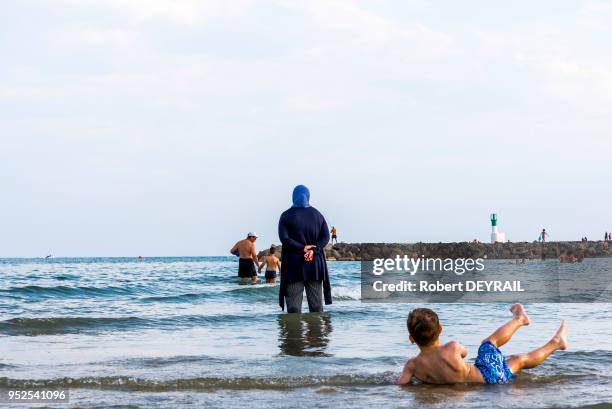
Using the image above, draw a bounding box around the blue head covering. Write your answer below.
[292,185,310,208]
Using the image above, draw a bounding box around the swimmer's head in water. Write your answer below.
[407,308,442,347]
[292,185,310,208]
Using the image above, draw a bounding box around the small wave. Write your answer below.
[52,274,80,281]
[140,293,208,303]
[326,309,378,321]
[0,373,397,391]
[0,285,139,299]
[227,284,278,293]
[107,355,232,368]
[533,350,612,377]
[0,371,597,392]
[226,284,279,302]
[0,313,271,336]
[512,372,592,386]
[331,287,360,300]
[140,284,280,304]
[0,317,150,336]
[226,283,360,301]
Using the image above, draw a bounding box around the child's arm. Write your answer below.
[396,359,415,385]
[258,257,266,272]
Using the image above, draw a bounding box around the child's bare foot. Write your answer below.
[552,320,568,350]
[510,303,530,325]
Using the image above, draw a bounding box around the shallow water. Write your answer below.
[1,257,611,408]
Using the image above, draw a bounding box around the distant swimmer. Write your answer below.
[331,226,338,245]
[259,246,281,284]
[230,232,259,284]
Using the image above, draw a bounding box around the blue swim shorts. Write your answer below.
[474,341,515,384]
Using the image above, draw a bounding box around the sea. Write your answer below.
[1,257,611,408]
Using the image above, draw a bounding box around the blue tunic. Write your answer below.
[278,206,332,310]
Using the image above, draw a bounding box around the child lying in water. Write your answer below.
[397,304,568,385]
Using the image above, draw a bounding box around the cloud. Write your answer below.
[99,0,254,25]
[6,1,612,122]
[51,27,140,49]
[471,5,612,117]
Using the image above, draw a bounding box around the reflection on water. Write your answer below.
[405,383,479,406]
[277,313,333,357]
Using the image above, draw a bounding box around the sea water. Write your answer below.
[1,257,611,408]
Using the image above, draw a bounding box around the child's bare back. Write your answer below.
[397,304,568,385]
[400,341,484,384]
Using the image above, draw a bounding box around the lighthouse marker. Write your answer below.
[490,213,507,243]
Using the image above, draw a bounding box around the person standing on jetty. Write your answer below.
[540,228,548,243]
[230,232,259,284]
[278,185,332,313]
[331,226,338,245]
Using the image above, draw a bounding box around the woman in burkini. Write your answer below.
[259,246,281,284]
[278,185,332,313]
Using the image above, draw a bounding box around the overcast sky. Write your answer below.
[1,0,611,257]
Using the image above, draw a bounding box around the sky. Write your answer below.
[1,0,611,257]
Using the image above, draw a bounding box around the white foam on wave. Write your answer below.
[331,287,360,300]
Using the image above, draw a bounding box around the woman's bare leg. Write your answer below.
[483,304,531,348]
[507,320,568,374]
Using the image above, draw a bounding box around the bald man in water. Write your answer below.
[230,232,259,284]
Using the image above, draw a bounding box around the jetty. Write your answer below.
[259,241,612,261]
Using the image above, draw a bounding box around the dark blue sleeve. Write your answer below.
[316,214,330,251]
[278,213,305,251]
